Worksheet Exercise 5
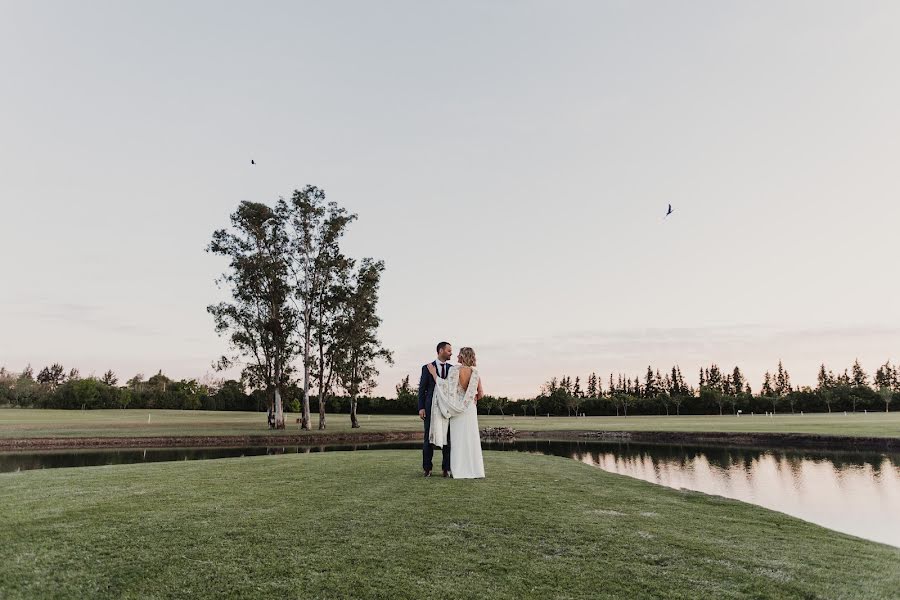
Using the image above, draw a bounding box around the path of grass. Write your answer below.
[1,451,897,599]
[1,408,898,439]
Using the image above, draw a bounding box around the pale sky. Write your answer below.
[1,1,899,398]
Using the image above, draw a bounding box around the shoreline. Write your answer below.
[551,429,899,450]
[1,428,896,451]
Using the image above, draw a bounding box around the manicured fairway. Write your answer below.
[0,408,898,439]
[1,451,897,599]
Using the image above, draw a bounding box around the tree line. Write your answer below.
[0,367,254,411]
[529,358,899,416]
[3,357,897,417]
[0,366,406,415]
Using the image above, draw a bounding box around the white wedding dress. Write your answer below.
[429,365,485,479]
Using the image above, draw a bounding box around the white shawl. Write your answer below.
[429,365,479,448]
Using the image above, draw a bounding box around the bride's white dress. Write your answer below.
[429,365,485,479]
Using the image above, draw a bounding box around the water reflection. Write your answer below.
[0,442,418,473]
[2,439,898,547]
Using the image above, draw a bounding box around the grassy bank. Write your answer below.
[1,451,898,599]
[1,408,898,439]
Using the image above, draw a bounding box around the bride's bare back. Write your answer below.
[458,366,472,392]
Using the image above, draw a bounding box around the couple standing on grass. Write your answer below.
[417,342,485,479]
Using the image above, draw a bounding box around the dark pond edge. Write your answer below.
[0,431,423,451]
[542,430,899,451]
[1,429,896,451]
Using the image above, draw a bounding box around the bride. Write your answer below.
[426,346,485,479]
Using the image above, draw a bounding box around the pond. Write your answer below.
[2,438,898,547]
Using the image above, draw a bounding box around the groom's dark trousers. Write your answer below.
[419,361,450,473]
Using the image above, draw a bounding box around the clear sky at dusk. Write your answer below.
[2,1,899,397]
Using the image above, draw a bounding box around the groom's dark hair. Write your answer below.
[436,341,450,353]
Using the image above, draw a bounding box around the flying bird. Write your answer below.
[251,159,255,165]
[664,204,674,219]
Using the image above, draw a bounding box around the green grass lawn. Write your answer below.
[1,408,898,439]
[1,451,896,599]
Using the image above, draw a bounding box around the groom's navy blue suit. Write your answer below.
[419,361,450,473]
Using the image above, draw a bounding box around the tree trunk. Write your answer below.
[350,396,360,428]
[301,331,311,430]
[317,305,327,430]
[274,387,284,429]
[274,343,285,428]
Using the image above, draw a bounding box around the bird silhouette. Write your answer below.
[664,204,674,218]
[251,159,255,165]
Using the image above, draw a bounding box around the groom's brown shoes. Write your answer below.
[442,470,450,478]
[423,470,432,477]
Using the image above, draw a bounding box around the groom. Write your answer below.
[418,341,452,477]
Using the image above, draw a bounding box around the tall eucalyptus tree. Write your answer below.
[282,186,356,430]
[207,201,296,428]
[333,259,393,428]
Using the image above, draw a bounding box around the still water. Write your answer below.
[2,439,898,547]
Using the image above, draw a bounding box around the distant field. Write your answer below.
[0,409,898,439]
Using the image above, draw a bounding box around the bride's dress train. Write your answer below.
[429,365,485,479]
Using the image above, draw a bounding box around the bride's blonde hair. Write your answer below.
[458,347,476,367]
